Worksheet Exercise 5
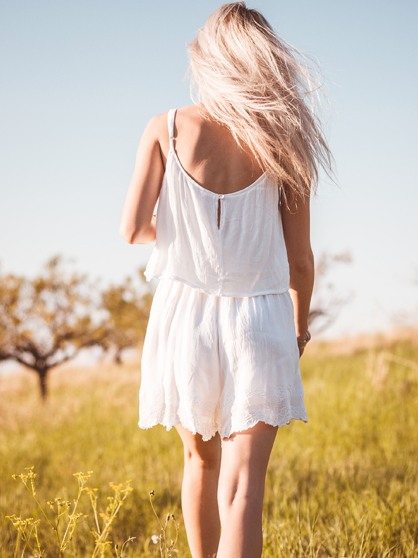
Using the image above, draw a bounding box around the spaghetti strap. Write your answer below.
[167,108,177,151]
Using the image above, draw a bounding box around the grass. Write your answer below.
[0,332,417,557]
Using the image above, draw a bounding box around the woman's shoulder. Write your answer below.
[137,106,199,161]
[139,109,174,154]
[142,110,168,136]
[149,104,198,124]
[143,105,198,139]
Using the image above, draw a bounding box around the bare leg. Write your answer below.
[216,422,278,558]
[175,425,222,558]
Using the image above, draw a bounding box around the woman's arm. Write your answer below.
[119,114,166,244]
[280,192,315,357]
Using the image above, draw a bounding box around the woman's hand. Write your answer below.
[297,330,311,358]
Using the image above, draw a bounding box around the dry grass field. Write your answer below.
[0,329,417,557]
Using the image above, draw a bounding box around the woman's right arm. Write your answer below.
[280,192,315,357]
[119,114,166,244]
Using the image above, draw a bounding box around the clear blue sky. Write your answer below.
[1,0,417,339]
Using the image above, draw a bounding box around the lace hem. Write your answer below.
[139,408,308,442]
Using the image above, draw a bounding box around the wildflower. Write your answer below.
[151,534,160,544]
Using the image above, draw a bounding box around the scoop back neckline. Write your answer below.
[169,147,268,198]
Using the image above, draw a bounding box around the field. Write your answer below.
[0,330,417,557]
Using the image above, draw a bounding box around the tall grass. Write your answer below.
[0,335,417,557]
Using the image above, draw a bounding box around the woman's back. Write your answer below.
[160,104,265,195]
[144,107,290,297]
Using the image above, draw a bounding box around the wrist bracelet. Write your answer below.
[297,330,311,347]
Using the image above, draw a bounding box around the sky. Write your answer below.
[1,0,417,340]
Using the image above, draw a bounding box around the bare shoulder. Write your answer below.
[135,111,169,162]
[137,106,201,162]
[174,103,227,143]
[176,104,202,118]
[141,111,168,141]
[146,105,199,134]
[175,104,207,129]
[154,105,203,158]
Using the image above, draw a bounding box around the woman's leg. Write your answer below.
[216,422,278,558]
[175,425,222,558]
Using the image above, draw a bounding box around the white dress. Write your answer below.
[139,108,308,441]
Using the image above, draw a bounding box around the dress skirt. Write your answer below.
[139,277,308,441]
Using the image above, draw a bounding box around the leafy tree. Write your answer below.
[100,269,152,364]
[0,250,350,399]
[0,256,108,400]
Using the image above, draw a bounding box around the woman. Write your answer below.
[119,3,331,557]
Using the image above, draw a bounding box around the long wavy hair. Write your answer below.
[187,2,332,205]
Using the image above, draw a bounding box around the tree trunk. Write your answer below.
[37,368,49,401]
[114,349,123,365]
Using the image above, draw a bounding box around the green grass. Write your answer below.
[0,336,417,557]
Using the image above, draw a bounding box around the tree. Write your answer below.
[100,269,152,364]
[308,251,353,333]
[0,256,108,400]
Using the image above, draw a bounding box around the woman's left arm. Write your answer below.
[280,192,315,356]
[119,114,166,244]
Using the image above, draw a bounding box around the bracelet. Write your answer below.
[297,330,311,348]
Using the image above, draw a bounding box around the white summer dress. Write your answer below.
[139,108,308,441]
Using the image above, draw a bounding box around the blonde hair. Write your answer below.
[187,2,332,205]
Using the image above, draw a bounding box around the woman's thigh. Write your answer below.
[218,422,278,502]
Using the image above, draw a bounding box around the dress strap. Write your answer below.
[167,108,177,151]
